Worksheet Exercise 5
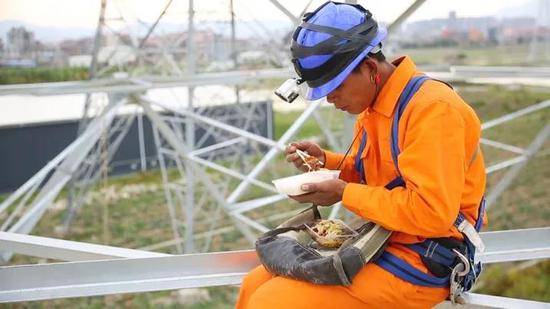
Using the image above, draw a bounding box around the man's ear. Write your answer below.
[360,58,378,76]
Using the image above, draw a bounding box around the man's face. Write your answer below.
[326,62,377,114]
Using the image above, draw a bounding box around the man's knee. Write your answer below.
[237,265,274,309]
[240,265,273,298]
[241,265,272,290]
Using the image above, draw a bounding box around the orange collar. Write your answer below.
[362,56,418,119]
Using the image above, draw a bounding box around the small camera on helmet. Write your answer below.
[274,78,304,103]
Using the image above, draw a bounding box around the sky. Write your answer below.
[0,0,537,30]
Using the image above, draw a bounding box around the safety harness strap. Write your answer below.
[354,130,368,183]
[475,198,486,232]
[366,75,485,289]
[408,243,456,267]
[390,75,430,174]
[376,251,450,287]
[353,75,429,184]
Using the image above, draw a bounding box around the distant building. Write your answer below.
[59,38,94,56]
[400,11,537,47]
[6,26,36,56]
[0,58,36,68]
[98,45,136,66]
[69,55,93,67]
[237,50,270,68]
[499,17,538,44]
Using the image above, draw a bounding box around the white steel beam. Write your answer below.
[485,125,550,209]
[140,209,300,252]
[268,0,299,24]
[0,250,258,303]
[1,98,127,263]
[0,228,549,303]
[482,100,550,130]
[486,156,527,174]
[0,69,290,96]
[188,137,246,157]
[226,100,322,204]
[1,68,549,97]
[480,138,526,154]
[438,293,550,309]
[0,232,169,262]
[137,0,173,49]
[451,65,550,78]
[143,99,278,194]
[188,155,277,193]
[227,194,287,213]
[387,0,427,34]
[146,98,280,149]
[231,213,269,233]
[479,227,550,264]
[0,114,113,215]
[141,100,259,243]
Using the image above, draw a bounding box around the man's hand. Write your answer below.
[286,141,326,172]
[289,179,347,206]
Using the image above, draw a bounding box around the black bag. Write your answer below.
[255,206,391,286]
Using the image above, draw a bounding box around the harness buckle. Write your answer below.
[449,249,470,304]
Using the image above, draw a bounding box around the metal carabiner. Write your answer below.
[449,263,466,305]
[449,249,471,305]
[452,249,471,277]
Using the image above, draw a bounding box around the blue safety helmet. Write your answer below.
[291,1,387,100]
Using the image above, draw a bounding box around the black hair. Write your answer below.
[352,51,386,73]
[369,51,386,62]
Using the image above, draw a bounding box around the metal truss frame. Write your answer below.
[62,108,137,231]
[1,79,548,261]
[142,95,324,251]
[1,0,549,305]
[0,97,127,236]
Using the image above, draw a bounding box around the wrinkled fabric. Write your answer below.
[236,56,486,308]
[237,264,448,309]
[324,56,487,269]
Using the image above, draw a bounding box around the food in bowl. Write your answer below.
[296,149,324,171]
[305,219,358,248]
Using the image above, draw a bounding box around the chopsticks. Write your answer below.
[296,149,324,171]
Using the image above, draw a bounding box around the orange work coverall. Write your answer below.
[236,56,487,309]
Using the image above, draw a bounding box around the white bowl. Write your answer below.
[272,170,341,196]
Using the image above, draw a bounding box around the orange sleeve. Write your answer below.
[342,99,467,237]
[324,150,352,170]
[324,150,362,183]
[324,119,363,183]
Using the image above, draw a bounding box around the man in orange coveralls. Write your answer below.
[237,2,487,308]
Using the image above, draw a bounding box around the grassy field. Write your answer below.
[0,67,89,84]
[399,43,550,66]
[2,84,549,307]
